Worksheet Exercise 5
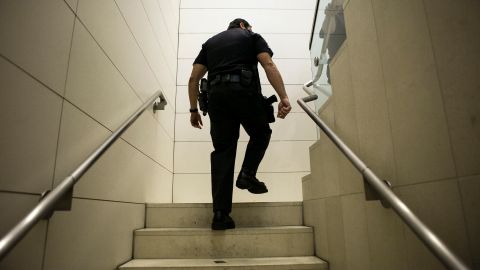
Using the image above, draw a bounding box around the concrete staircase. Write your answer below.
[119,202,327,269]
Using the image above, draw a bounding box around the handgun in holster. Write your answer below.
[198,78,208,116]
[263,94,278,123]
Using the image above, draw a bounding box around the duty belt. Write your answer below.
[209,74,241,86]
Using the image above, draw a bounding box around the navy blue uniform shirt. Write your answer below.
[193,28,273,80]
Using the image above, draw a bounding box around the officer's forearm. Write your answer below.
[188,77,199,109]
[263,63,288,100]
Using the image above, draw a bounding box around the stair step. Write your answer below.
[134,226,314,259]
[119,256,327,269]
[146,202,303,228]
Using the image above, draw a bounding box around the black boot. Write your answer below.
[235,170,268,194]
[211,211,235,230]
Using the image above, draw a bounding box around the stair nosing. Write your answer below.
[120,256,327,268]
[146,202,303,208]
[135,226,312,236]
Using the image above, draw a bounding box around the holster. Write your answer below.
[198,78,209,116]
[263,95,278,123]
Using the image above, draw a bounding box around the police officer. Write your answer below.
[188,18,291,230]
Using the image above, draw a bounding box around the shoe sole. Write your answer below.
[247,187,268,194]
[236,180,268,194]
[211,223,236,230]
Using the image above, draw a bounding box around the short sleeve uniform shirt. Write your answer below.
[193,28,273,80]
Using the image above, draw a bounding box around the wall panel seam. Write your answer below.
[113,0,175,110]
[369,0,400,184]
[0,54,64,100]
[59,99,174,173]
[140,0,178,81]
[420,0,459,177]
[156,0,178,54]
[72,17,146,105]
[172,0,183,202]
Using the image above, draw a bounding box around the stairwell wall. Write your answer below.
[303,0,480,269]
[0,0,180,269]
[173,0,318,203]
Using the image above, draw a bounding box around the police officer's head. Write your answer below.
[228,18,252,30]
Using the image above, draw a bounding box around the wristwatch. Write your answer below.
[189,108,199,113]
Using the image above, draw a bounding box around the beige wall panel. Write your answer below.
[397,179,472,269]
[74,138,172,203]
[319,97,335,128]
[54,103,173,203]
[53,102,111,183]
[175,141,312,173]
[181,0,316,9]
[175,113,213,141]
[365,200,408,270]
[123,110,174,171]
[344,0,396,184]
[330,44,363,194]
[0,192,46,270]
[259,59,312,86]
[0,0,74,94]
[157,0,180,51]
[115,0,177,108]
[325,197,346,270]
[0,58,62,193]
[337,154,363,195]
[173,172,303,203]
[423,0,480,177]
[176,59,193,85]
[77,0,159,101]
[459,175,480,269]
[341,194,371,270]
[153,104,175,139]
[172,174,212,203]
[43,199,144,270]
[142,0,178,75]
[303,199,330,260]
[309,139,341,199]
[302,174,314,201]
[174,142,213,173]
[66,21,142,131]
[372,0,456,184]
[180,9,314,34]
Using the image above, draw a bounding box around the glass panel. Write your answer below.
[308,0,346,112]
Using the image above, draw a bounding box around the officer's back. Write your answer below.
[197,28,265,80]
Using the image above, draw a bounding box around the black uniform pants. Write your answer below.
[208,83,272,214]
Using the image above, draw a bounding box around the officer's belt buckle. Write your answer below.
[221,74,230,83]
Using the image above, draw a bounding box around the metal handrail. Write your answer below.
[298,82,470,270]
[0,90,166,260]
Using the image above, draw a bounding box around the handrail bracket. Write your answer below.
[153,94,167,111]
[39,187,73,219]
[363,176,392,209]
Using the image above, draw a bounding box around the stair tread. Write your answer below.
[135,226,312,236]
[146,202,302,208]
[120,256,327,269]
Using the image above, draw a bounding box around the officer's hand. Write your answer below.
[190,112,203,129]
[277,98,291,119]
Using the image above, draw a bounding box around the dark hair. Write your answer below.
[228,18,251,30]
